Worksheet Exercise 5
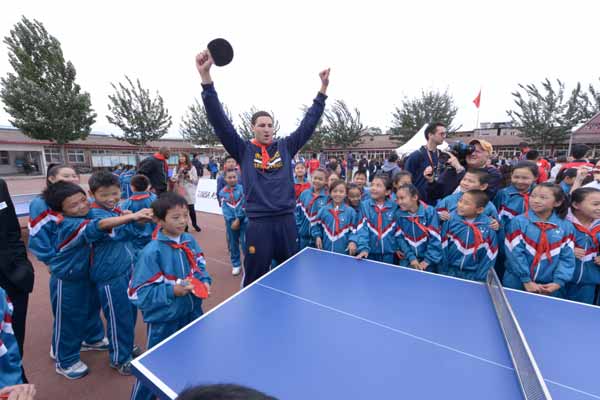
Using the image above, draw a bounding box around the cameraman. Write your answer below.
[404,122,446,204]
[424,139,502,204]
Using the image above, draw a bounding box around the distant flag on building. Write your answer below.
[473,90,482,109]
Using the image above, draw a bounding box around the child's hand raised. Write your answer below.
[438,211,450,221]
[133,208,153,222]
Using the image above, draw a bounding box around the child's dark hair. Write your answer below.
[347,182,361,193]
[512,161,539,178]
[464,190,489,209]
[397,183,420,198]
[372,173,393,192]
[563,168,578,179]
[223,155,236,163]
[224,168,238,178]
[294,161,306,168]
[465,168,491,185]
[42,181,86,212]
[525,150,540,161]
[394,171,412,185]
[533,182,568,218]
[130,174,150,192]
[312,167,327,177]
[89,170,120,193]
[46,163,75,187]
[176,384,277,400]
[329,179,347,193]
[570,187,600,210]
[151,192,188,220]
[353,170,367,179]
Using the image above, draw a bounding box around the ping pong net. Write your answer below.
[486,268,552,400]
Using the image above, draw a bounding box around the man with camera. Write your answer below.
[424,138,502,204]
[404,122,447,204]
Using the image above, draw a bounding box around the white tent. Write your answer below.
[394,124,449,157]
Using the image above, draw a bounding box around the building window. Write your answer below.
[45,148,62,163]
[67,150,85,163]
[0,151,8,165]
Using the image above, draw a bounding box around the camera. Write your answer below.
[448,141,475,160]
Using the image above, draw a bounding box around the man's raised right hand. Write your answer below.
[195,50,213,84]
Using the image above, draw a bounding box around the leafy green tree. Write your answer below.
[390,90,458,144]
[321,100,366,151]
[107,76,172,154]
[0,17,96,163]
[180,99,230,147]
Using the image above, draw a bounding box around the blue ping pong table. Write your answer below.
[132,248,600,400]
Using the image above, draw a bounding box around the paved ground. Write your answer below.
[6,176,241,399]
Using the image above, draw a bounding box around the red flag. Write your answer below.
[473,90,481,108]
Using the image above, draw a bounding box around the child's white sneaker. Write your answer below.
[232,266,241,276]
[55,360,89,380]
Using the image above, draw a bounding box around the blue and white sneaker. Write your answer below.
[55,360,89,380]
[81,337,109,352]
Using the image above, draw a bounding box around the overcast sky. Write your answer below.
[1,0,599,139]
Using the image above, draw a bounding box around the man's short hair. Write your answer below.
[89,170,120,193]
[572,144,590,160]
[151,192,188,220]
[424,122,445,140]
[130,174,150,192]
[251,111,273,126]
[42,181,86,212]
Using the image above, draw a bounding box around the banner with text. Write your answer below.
[194,179,222,215]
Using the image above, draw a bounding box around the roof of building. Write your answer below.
[0,127,220,151]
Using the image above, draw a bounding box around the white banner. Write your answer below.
[194,178,222,215]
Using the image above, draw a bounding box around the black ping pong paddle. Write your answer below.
[208,38,234,67]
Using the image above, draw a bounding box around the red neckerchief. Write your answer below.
[154,153,168,175]
[223,186,235,203]
[329,207,341,233]
[372,204,389,241]
[531,222,555,278]
[462,220,484,260]
[251,139,271,170]
[408,216,429,236]
[572,223,600,252]
[130,193,150,201]
[168,241,202,278]
[307,191,323,214]
[518,192,530,214]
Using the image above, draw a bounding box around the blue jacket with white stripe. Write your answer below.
[87,203,136,283]
[504,211,575,287]
[436,191,498,221]
[441,212,498,281]
[128,230,212,324]
[566,211,600,285]
[296,187,328,239]
[311,202,360,254]
[218,184,247,224]
[120,191,157,255]
[395,203,442,269]
[356,198,398,257]
[28,196,62,265]
[0,287,22,387]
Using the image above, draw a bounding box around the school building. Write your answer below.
[0,126,225,176]
[320,111,600,160]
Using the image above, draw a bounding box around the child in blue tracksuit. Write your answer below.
[436,169,499,224]
[558,168,577,195]
[347,183,363,213]
[129,192,212,400]
[352,170,370,201]
[441,191,498,281]
[120,174,157,258]
[311,180,361,255]
[0,287,23,387]
[503,183,575,297]
[120,166,136,199]
[493,161,537,279]
[87,170,151,375]
[218,169,248,276]
[356,174,398,264]
[296,168,328,249]
[42,181,151,379]
[562,188,600,304]
[394,184,442,272]
[27,165,106,361]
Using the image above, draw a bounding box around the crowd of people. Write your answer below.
[2,49,599,400]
